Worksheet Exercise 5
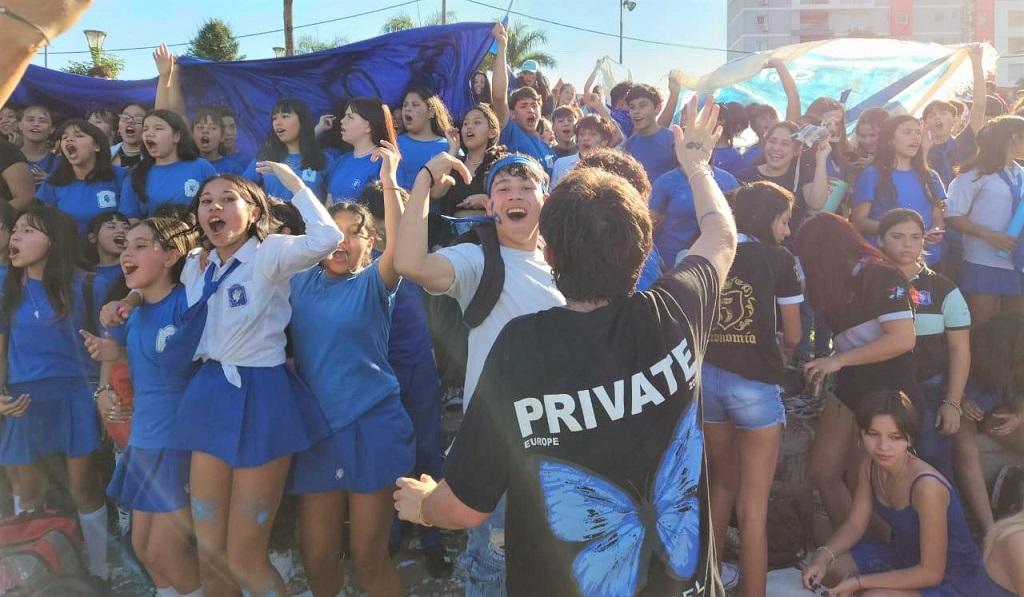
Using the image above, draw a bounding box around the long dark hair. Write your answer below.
[732,181,794,245]
[855,389,920,444]
[49,120,115,186]
[471,71,492,104]
[805,97,852,173]
[970,309,1024,411]
[718,102,750,148]
[961,115,1024,179]
[189,174,281,248]
[796,212,900,329]
[346,97,397,149]
[3,207,79,320]
[259,98,325,171]
[131,110,199,206]
[871,115,942,209]
[403,86,453,138]
[460,103,501,155]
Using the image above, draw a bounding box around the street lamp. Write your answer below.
[619,0,637,64]
[84,29,107,66]
[273,47,286,58]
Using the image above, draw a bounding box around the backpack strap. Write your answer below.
[83,273,98,336]
[463,222,505,328]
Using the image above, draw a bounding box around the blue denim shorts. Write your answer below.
[701,362,785,430]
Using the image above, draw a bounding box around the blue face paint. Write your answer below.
[190,497,217,524]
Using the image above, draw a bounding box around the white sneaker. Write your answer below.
[269,549,295,583]
[720,561,740,590]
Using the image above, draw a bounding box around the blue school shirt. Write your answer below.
[38,167,128,236]
[208,155,246,175]
[326,152,381,202]
[124,285,198,448]
[609,108,633,137]
[94,263,123,297]
[928,128,977,187]
[624,127,677,184]
[852,166,946,264]
[499,122,556,175]
[289,262,400,430]
[1,273,98,384]
[649,166,740,264]
[388,279,434,365]
[397,135,449,189]
[243,153,329,202]
[712,146,746,176]
[27,153,60,188]
[119,159,218,219]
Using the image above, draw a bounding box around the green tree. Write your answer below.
[423,10,457,25]
[295,34,349,54]
[381,14,415,33]
[479,21,556,72]
[187,18,244,61]
[61,50,125,78]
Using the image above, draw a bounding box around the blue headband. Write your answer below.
[485,154,548,195]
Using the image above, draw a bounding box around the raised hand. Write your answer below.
[371,140,401,183]
[153,43,175,78]
[670,95,721,177]
[255,161,304,194]
[492,21,507,48]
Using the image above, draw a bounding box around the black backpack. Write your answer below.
[425,222,505,389]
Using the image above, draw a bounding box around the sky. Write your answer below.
[32,0,730,91]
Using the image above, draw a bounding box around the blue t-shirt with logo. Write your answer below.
[119,159,218,219]
[388,278,434,365]
[27,153,61,189]
[243,153,329,202]
[209,154,246,176]
[124,284,199,448]
[499,122,556,175]
[853,165,946,265]
[38,167,128,235]
[649,166,740,264]
[289,262,400,430]
[327,152,382,203]
[624,127,677,185]
[397,135,450,189]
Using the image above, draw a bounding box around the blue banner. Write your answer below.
[11,22,495,156]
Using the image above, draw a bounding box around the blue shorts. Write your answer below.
[852,542,977,597]
[0,378,99,466]
[701,362,785,430]
[958,261,1024,297]
[287,395,415,495]
[107,446,190,513]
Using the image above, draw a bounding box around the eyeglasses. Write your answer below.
[119,115,144,125]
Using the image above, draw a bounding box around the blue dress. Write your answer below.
[851,467,982,596]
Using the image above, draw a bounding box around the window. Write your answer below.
[756,15,766,25]
[894,12,908,26]
[1009,37,1024,54]
[933,11,944,23]
[1010,11,1024,27]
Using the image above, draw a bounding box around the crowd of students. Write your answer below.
[0,15,1024,597]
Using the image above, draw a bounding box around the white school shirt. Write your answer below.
[183,186,342,387]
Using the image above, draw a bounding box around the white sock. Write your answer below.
[179,588,205,597]
[12,495,23,515]
[156,588,179,597]
[78,504,108,579]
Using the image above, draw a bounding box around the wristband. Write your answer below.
[816,545,837,566]
[0,6,50,45]
[416,497,433,528]
[419,165,436,188]
[93,384,113,402]
[941,400,962,415]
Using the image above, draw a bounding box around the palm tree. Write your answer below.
[480,21,556,72]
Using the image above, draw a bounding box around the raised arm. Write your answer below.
[372,140,404,289]
[393,153,470,293]
[767,58,801,123]
[672,96,737,285]
[491,22,511,127]
[802,139,832,212]
[153,44,186,119]
[966,44,987,134]
[582,92,624,146]
[583,59,601,96]
[657,70,683,128]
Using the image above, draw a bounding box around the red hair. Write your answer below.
[796,212,901,329]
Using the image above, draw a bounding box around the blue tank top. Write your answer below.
[870,466,981,580]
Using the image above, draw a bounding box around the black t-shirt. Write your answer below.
[0,140,26,202]
[737,162,815,251]
[445,256,721,597]
[909,266,971,381]
[705,236,802,385]
[114,147,143,169]
[832,260,917,408]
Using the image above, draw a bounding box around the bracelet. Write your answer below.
[0,6,50,45]
[816,545,837,565]
[380,186,400,192]
[419,165,436,187]
[856,575,863,591]
[416,497,433,528]
[93,384,113,402]
[941,400,963,415]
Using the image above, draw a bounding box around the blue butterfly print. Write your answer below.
[537,401,703,597]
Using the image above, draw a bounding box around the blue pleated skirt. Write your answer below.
[171,361,329,468]
[0,377,99,466]
[288,395,415,495]
[107,446,190,513]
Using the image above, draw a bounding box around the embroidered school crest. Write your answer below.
[96,190,116,208]
[915,290,931,307]
[301,168,317,182]
[888,285,906,301]
[155,325,177,354]
[227,284,247,308]
[184,178,200,197]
